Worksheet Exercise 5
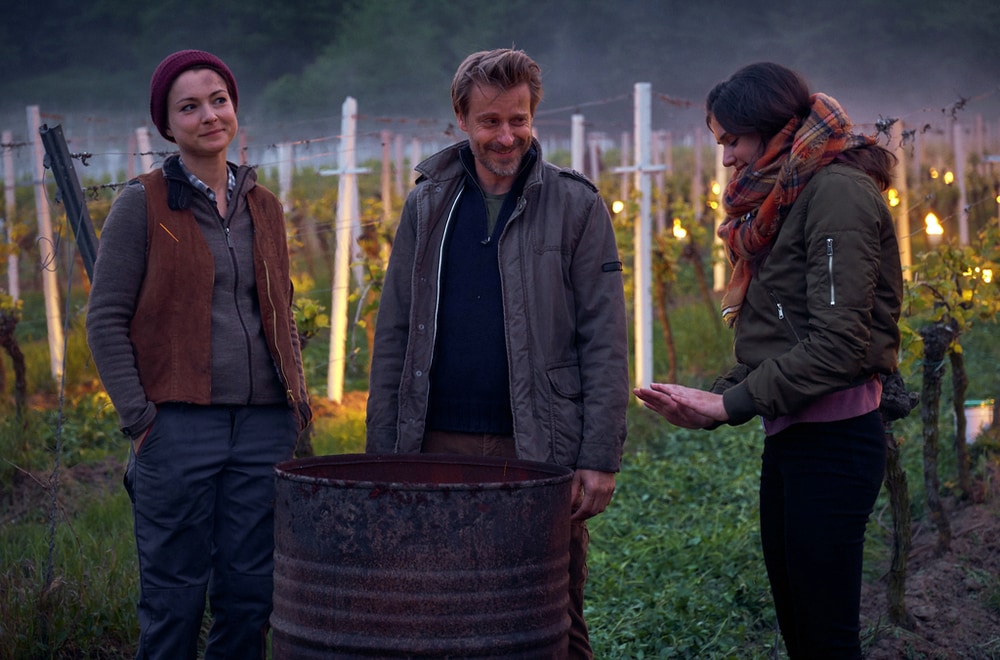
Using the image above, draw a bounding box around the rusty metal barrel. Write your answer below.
[271,453,573,658]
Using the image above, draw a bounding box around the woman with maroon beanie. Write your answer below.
[87,50,310,659]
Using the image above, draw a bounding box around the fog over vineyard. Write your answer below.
[2,0,998,136]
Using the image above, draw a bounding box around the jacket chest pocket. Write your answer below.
[767,290,802,343]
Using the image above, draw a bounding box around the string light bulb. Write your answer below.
[924,212,944,235]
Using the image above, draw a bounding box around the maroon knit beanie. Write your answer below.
[149,49,238,142]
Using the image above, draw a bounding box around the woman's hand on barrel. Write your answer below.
[570,469,615,521]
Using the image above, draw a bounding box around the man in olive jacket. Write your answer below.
[365,48,629,659]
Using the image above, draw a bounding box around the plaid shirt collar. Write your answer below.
[178,158,235,204]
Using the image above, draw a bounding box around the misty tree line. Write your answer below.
[2,0,998,126]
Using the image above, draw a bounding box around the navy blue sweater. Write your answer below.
[425,147,536,434]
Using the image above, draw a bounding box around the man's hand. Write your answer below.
[570,469,616,521]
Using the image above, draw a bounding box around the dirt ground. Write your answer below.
[860,462,1000,659]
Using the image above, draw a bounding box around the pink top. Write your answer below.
[762,377,883,436]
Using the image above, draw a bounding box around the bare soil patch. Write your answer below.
[861,466,1000,659]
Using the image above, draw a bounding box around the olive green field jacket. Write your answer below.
[366,140,629,472]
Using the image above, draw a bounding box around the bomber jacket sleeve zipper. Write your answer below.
[826,238,836,305]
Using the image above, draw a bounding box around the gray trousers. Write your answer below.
[124,403,297,660]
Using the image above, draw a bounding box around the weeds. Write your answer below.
[1,312,997,657]
[587,421,778,658]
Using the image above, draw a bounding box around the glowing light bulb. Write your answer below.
[672,218,687,239]
[924,212,943,235]
[611,200,625,214]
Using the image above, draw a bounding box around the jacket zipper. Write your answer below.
[826,238,836,306]
[224,222,256,402]
[262,259,295,403]
[769,291,801,342]
[432,190,463,346]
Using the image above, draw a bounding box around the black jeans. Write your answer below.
[759,411,885,659]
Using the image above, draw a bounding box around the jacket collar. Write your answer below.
[457,142,538,200]
[159,154,252,211]
[416,137,544,190]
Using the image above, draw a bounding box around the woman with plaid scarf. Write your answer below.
[635,62,903,658]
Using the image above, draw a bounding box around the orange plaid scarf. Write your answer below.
[717,93,876,327]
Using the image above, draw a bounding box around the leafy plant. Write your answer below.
[0,292,26,417]
[293,296,331,348]
[899,225,1000,554]
[587,419,778,658]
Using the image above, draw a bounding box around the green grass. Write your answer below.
[311,402,367,455]
[1,310,997,657]
[587,419,778,658]
[0,489,136,658]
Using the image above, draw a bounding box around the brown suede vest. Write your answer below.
[129,170,305,412]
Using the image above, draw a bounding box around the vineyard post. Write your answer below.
[323,96,367,403]
[571,113,584,174]
[38,123,99,283]
[890,120,912,279]
[408,138,421,190]
[27,106,64,381]
[2,129,20,300]
[691,126,703,223]
[619,131,629,204]
[380,130,392,224]
[393,132,404,201]
[713,141,726,292]
[631,82,654,389]
[953,120,969,245]
[588,133,602,184]
[653,130,667,236]
[278,141,293,214]
[136,126,154,174]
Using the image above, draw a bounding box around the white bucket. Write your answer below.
[963,399,994,443]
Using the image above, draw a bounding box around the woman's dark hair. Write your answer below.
[706,62,811,144]
[706,62,896,190]
[833,144,897,191]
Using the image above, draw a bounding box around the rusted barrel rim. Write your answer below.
[274,453,574,492]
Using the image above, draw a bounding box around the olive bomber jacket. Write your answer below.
[714,163,904,425]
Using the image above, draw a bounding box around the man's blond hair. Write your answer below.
[451,48,543,119]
